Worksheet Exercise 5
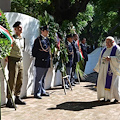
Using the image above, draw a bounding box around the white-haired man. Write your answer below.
[94,36,120,103]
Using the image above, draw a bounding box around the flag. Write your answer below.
[0,25,13,46]
[77,40,84,60]
[76,39,85,74]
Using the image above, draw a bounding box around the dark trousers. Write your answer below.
[83,60,87,72]
[34,67,48,97]
[65,67,72,85]
[71,62,77,83]
[7,56,23,98]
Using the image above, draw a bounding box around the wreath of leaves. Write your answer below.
[0,9,12,59]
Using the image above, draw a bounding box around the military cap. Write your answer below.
[66,34,73,38]
[40,25,49,31]
[13,21,21,28]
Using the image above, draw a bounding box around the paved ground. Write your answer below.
[1,72,120,120]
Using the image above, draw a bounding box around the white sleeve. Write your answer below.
[94,52,102,73]
[110,46,120,75]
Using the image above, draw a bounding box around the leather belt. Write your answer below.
[8,56,22,62]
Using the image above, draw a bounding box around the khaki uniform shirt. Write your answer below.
[10,35,24,58]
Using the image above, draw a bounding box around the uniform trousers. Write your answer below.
[34,67,48,97]
[7,56,23,98]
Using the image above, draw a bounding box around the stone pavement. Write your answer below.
[1,72,120,120]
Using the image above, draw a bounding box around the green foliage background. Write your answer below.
[11,0,94,36]
[81,0,120,48]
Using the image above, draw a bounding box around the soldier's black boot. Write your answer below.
[15,96,26,105]
[6,98,15,108]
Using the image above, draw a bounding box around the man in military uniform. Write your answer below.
[32,25,50,99]
[65,34,74,89]
[80,38,88,71]
[6,21,26,108]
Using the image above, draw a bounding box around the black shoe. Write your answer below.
[106,99,110,102]
[71,83,75,86]
[65,85,69,89]
[75,79,79,82]
[6,99,15,108]
[15,96,26,105]
[41,92,49,96]
[112,99,118,104]
[101,98,105,102]
[34,95,42,99]
[73,81,77,84]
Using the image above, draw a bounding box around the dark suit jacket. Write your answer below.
[32,35,50,68]
[72,40,80,63]
[80,43,88,61]
[66,41,74,67]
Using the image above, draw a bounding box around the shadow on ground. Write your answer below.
[82,72,98,83]
[47,100,111,111]
[84,84,97,91]
[80,72,98,92]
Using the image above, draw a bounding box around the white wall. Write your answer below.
[85,47,102,74]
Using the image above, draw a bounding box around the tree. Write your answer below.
[81,0,120,48]
[11,0,94,33]
[11,0,91,24]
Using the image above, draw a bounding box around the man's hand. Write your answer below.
[105,56,111,61]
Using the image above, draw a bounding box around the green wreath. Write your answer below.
[0,9,13,59]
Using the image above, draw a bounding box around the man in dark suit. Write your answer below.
[32,25,50,99]
[80,38,88,71]
[65,34,74,89]
[71,34,80,85]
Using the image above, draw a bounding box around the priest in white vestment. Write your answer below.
[94,36,120,103]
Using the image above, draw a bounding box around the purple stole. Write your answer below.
[96,45,117,90]
[105,45,117,90]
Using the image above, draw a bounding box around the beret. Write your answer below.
[13,21,21,28]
